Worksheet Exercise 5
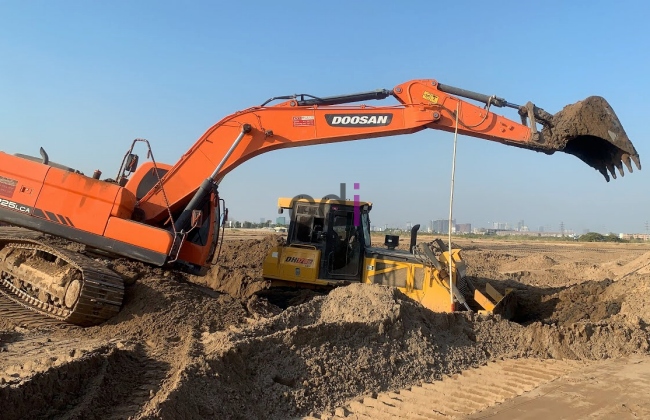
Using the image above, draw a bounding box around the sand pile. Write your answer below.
[1,237,650,419]
[501,254,557,271]
[149,280,650,419]
[153,284,524,419]
[0,273,249,420]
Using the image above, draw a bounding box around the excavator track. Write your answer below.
[0,293,68,328]
[0,227,124,327]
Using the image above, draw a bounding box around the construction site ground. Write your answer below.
[2,229,650,419]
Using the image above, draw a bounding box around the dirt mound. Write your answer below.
[0,341,158,420]
[464,250,516,277]
[545,279,622,324]
[155,284,524,419]
[148,282,650,419]
[2,238,650,419]
[189,234,283,299]
[611,251,650,278]
[501,254,557,272]
[0,273,249,419]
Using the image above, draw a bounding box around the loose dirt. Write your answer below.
[1,233,650,419]
[539,95,641,180]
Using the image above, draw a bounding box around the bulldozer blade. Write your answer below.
[491,290,517,320]
[473,283,517,320]
[540,96,640,181]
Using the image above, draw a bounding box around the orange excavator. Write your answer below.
[0,78,640,326]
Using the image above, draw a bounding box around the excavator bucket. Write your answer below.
[539,96,641,181]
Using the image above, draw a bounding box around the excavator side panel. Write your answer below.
[103,217,173,256]
[0,152,50,209]
[0,155,169,266]
[35,167,123,235]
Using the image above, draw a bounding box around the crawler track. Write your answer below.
[0,227,124,327]
[0,293,67,328]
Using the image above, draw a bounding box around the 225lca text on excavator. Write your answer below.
[0,78,640,326]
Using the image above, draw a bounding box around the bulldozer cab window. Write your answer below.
[291,204,325,245]
[326,210,361,278]
[361,211,371,248]
[294,215,313,242]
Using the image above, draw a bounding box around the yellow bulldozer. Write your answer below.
[263,197,516,318]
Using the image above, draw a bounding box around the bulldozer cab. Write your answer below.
[281,197,371,281]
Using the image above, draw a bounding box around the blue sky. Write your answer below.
[1,1,648,234]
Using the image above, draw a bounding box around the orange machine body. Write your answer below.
[0,152,173,265]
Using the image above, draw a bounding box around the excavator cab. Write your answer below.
[262,196,517,319]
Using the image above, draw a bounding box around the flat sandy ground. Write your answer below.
[1,229,649,419]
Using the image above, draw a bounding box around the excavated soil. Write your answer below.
[1,234,650,419]
[188,235,284,300]
[539,96,641,180]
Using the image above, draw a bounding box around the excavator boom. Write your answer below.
[136,79,640,224]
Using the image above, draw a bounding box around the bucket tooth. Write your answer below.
[607,164,617,179]
[622,154,633,173]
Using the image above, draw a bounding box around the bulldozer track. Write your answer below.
[303,358,583,420]
[0,227,124,327]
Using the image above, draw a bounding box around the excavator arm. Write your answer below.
[135,79,640,227]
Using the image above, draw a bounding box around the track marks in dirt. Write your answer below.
[0,340,170,420]
[306,358,583,419]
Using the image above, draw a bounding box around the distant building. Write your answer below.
[619,233,650,241]
[455,223,472,234]
[276,216,286,225]
[432,219,455,234]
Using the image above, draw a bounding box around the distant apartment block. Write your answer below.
[455,223,472,234]
[619,233,650,241]
[432,219,455,234]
